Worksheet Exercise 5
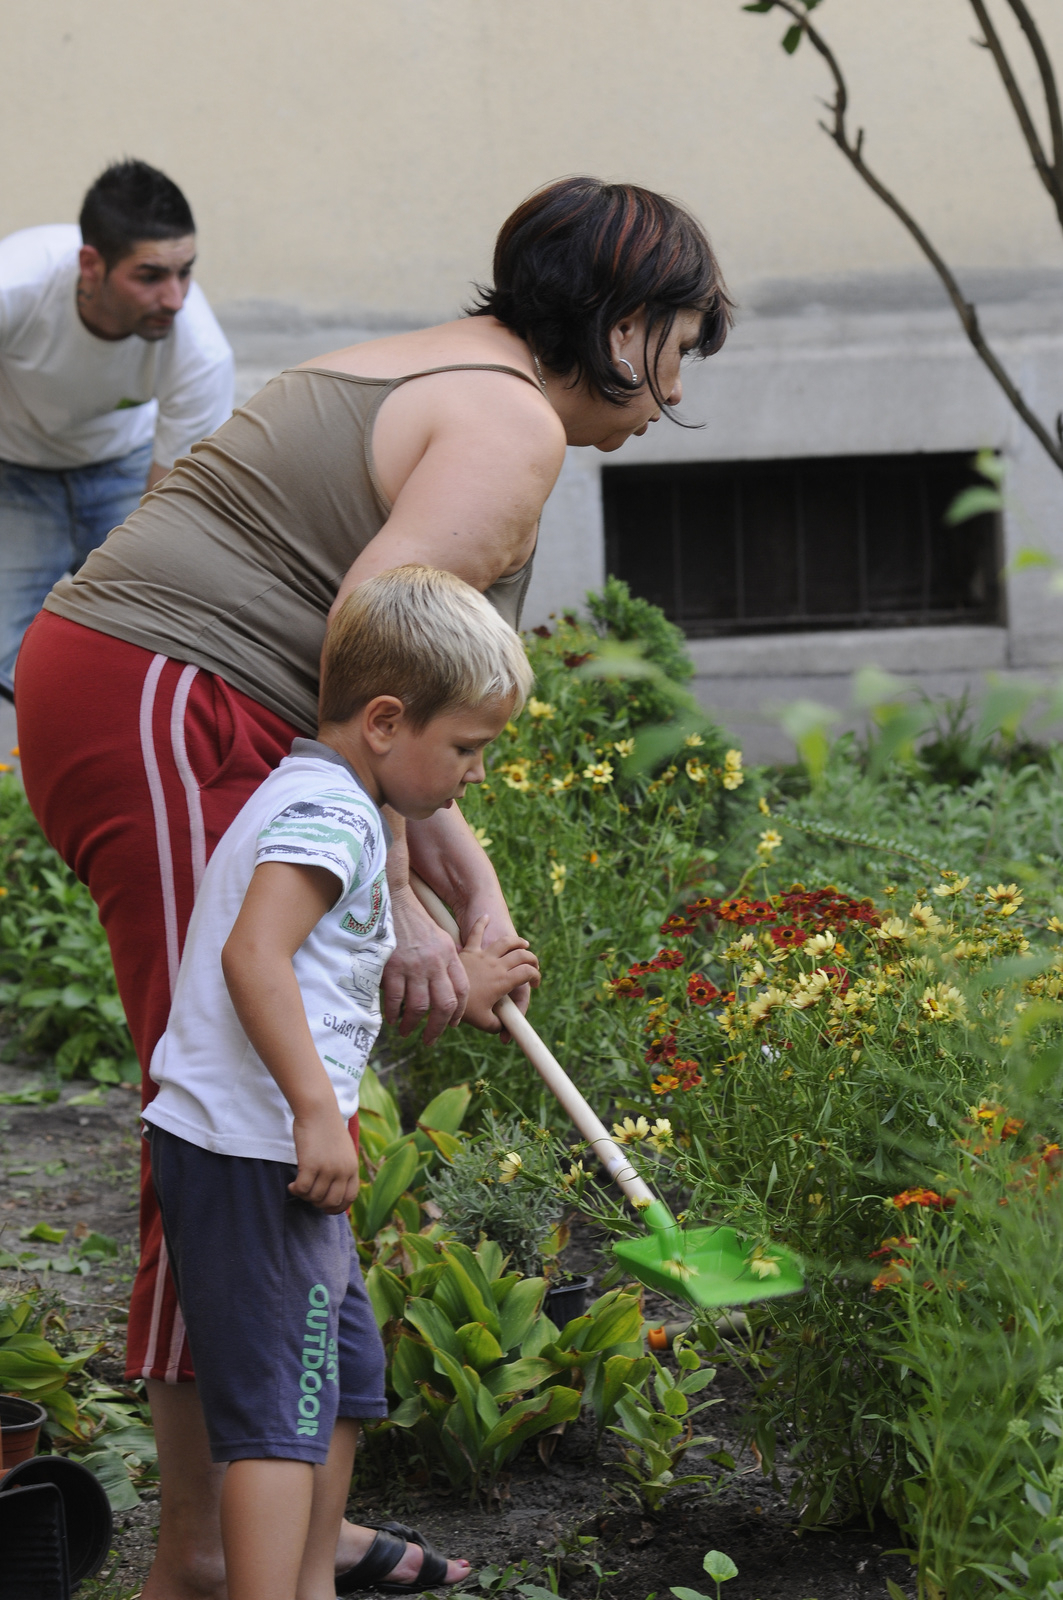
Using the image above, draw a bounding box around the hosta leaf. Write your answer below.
[480,1384,580,1462]
[498,1276,545,1351]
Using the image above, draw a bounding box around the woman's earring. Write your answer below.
[617,357,639,386]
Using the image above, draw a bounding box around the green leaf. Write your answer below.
[404,1297,464,1364]
[782,22,803,51]
[742,1,776,11]
[777,699,839,785]
[365,1264,406,1329]
[71,1447,141,1511]
[703,1550,739,1582]
[456,1321,504,1372]
[387,1395,424,1428]
[441,1244,502,1338]
[362,1139,420,1239]
[20,1222,68,1244]
[76,1230,119,1260]
[974,675,1041,744]
[944,485,1003,525]
[483,1357,557,1398]
[581,1291,643,1353]
[417,1082,471,1135]
[479,1384,581,1462]
[498,1276,546,1351]
[887,1583,909,1600]
[671,1589,711,1600]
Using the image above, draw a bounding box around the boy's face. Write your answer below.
[377,694,516,820]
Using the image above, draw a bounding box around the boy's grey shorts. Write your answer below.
[148,1124,387,1465]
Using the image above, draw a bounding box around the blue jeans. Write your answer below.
[0,441,153,697]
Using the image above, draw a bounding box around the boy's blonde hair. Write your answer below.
[320,564,534,728]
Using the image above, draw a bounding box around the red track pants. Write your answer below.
[17,611,300,1382]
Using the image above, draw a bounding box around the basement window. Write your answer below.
[601,452,1002,637]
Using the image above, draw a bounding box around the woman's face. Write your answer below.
[590,307,705,454]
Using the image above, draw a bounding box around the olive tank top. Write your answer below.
[45,363,544,734]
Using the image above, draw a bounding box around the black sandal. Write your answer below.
[335,1520,450,1594]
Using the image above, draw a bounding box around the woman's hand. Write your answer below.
[457,915,540,1033]
[382,882,470,1043]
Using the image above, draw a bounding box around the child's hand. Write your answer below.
[289,1108,360,1213]
[457,915,540,1033]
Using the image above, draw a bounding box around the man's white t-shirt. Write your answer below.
[144,741,395,1164]
[0,224,234,470]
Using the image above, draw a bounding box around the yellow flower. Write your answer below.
[498,1152,523,1183]
[1048,915,1063,935]
[758,796,772,816]
[986,883,1023,917]
[920,984,966,1024]
[585,850,600,866]
[803,929,835,958]
[748,986,788,1024]
[747,1245,782,1280]
[685,758,709,785]
[549,861,567,897]
[683,733,704,748]
[549,769,576,792]
[722,749,744,790]
[909,902,945,935]
[933,876,970,898]
[583,761,614,787]
[613,737,635,759]
[0,763,11,773]
[756,829,782,868]
[613,1115,650,1144]
[790,969,832,1009]
[648,1118,674,1151]
[561,1161,585,1188]
[498,758,533,792]
[472,826,493,850]
[874,917,909,944]
[527,698,555,720]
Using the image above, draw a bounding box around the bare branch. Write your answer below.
[970,1,1063,227]
[750,0,1063,475]
[1004,0,1063,192]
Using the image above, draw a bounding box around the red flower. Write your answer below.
[673,1058,702,1090]
[659,915,696,937]
[628,961,657,978]
[563,652,592,669]
[892,1188,956,1211]
[606,975,645,999]
[687,974,720,1006]
[652,948,686,971]
[769,925,804,947]
[531,624,552,638]
[645,1033,678,1065]
[869,1237,915,1259]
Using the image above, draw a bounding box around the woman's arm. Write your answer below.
[327,372,566,623]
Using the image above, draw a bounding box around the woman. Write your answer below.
[16,175,731,1598]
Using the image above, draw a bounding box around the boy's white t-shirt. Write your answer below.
[0,224,234,470]
[144,741,395,1164]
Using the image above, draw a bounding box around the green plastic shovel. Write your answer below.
[411,876,803,1313]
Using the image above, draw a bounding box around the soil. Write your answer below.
[0,1061,917,1599]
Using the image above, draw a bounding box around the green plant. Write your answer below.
[367,1234,582,1495]
[425,1114,567,1277]
[609,1338,728,1512]
[0,1292,98,1434]
[0,773,136,1082]
[671,1548,739,1600]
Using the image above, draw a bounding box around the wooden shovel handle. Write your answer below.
[409,873,655,1210]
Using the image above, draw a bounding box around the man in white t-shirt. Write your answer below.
[0,158,234,698]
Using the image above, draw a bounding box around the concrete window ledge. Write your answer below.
[686,625,1009,680]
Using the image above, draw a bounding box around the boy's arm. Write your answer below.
[221,861,358,1214]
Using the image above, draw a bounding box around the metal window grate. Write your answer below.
[602,453,1003,637]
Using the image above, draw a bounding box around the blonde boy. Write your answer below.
[143,566,538,1600]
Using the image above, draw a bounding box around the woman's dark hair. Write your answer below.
[469,176,734,411]
[79,160,195,271]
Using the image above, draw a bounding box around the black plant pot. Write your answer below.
[545,1273,595,1327]
[0,1455,113,1588]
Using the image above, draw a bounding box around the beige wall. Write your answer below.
[3,0,1061,317]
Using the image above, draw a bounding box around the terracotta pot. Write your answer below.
[0,1394,48,1477]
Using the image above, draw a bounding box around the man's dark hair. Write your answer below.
[469,176,734,414]
[79,160,195,270]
